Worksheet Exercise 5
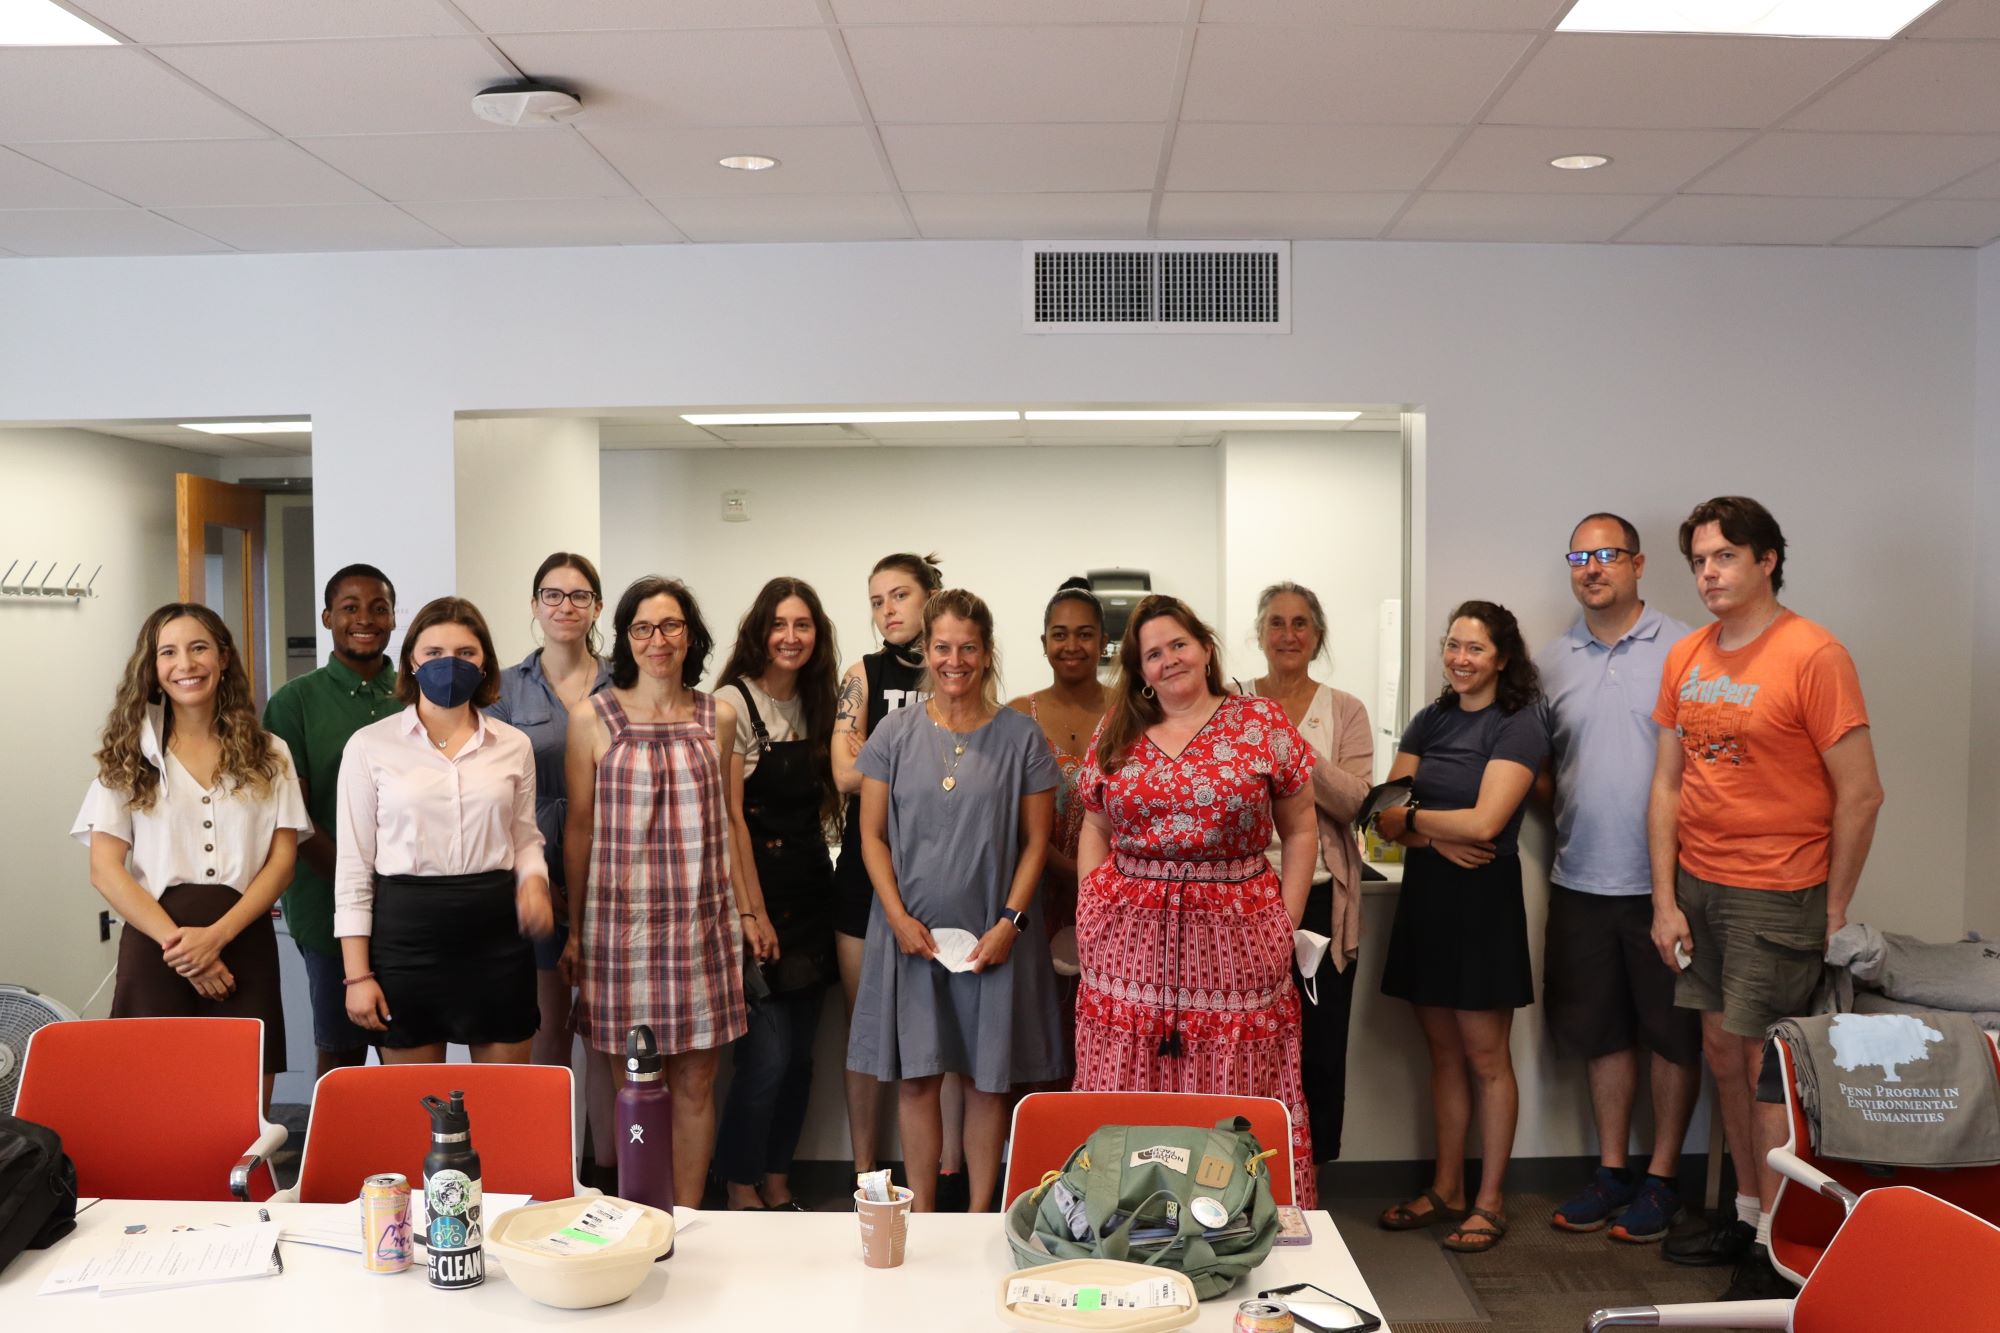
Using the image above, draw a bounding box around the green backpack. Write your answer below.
[1002,1117,1282,1300]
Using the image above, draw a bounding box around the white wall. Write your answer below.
[601,443,1222,691]
[0,429,217,1014]
[1970,244,2000,937]
[454,416,602,666]
[0,238,1978,1163]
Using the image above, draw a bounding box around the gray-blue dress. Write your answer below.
[845,704,1070,1092]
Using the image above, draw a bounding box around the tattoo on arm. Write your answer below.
[836,674,863,730]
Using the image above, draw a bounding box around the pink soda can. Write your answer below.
[362,1172,413,1273]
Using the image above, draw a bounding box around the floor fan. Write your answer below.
[0,983,78,1114]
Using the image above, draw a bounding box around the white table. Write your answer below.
[0,1200,1389,1330]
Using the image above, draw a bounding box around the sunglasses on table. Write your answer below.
[1564,547,1635,568]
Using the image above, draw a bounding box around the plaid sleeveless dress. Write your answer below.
[576,690,746,1055]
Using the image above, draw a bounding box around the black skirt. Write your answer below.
[112,882,287,1073]
[371,870,537,1048]
[1379,850,1533,1011]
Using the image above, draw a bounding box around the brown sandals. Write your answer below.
[1441,1206,1509,1253]
[1378,1188,1469,1231]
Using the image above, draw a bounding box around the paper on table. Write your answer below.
[40,1221,282,1296]
[930,927,981,973]
[1005,1276,1190,1311]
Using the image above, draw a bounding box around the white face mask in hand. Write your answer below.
[1294,930,1332,1005]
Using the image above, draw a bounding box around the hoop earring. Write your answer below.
[1141,684,1156,700]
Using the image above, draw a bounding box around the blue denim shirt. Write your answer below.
[489,649,612,889]
[1535,605,1691,895]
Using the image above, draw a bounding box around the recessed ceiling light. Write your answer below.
[682,411,1018,425]
[717,155,779,172]
[181,421,313,435]
[0,0,118,45]
[1558,0,1941,40]
[1025,410,1363,423]
[1550,154,1612,171]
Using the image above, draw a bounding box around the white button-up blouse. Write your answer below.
[71,706,312,898]
[333,706,547,939]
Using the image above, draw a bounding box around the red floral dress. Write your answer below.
[1074,695,1318,1206]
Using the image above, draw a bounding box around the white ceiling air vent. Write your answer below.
[1023,241,1289,334]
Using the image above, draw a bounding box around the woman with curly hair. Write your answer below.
[73,603,310,1101]
[1373,600,1550,1255]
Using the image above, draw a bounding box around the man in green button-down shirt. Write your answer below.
[262,564,401,1075]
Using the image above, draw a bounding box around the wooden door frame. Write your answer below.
[176,474,269,704]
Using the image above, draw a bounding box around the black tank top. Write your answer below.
[833,644,927,892]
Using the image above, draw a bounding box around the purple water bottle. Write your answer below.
[615,1024,676,1257]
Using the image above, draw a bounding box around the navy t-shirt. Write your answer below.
[1398,699,1551,856]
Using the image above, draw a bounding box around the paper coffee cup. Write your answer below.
[853,1186,913,1268]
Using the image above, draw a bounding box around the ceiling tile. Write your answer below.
[494,29,859,128]
[157,203,453,251]
[834,0,1183,18]
[1183,25,1533,124]
[0,49,264,141]
[1687,131,2000,198]
[1156,191,1406,238]
[151,39,520,137]
[844,25,1183,123]
[73,0,468,42]
[0,147,126,207]
[1941,159,2000,197]
[1197,0,1568,27]
[1837,198,2000,246]
[907,192,1151,238]
[1429,125,1749,193]
[400,197,682,246]
[1618,194,1900,245]
[0,208,230,256]
[1388,191,1656,241]
[1167,123,1461,191]
[298,131,633,202]
[1487,33,1875,129]
[651,193,911,241]
[15,138,376,207]
[1908,0,2000,39]
[882,124,1162,193]
[455,0,823,32]
[581,124,893,195]
[1787,44,2000,134]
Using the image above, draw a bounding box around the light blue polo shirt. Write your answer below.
[1536,604,1691,896]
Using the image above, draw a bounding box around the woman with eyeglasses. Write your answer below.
[488,552,614,1177]
[565,575,747,1207]
[1372,600,1549,1255]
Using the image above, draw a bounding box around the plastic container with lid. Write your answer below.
[998,1259,1200,1333]
[485,1196,675,1309]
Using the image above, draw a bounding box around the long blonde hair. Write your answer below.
[1096,595,1226,774]
[94,603,282,811]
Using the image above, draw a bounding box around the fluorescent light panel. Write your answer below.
[181,421,313,435]
[0,0,117,45]
[682,411,1019,425]
[1026,411,1362,422]
[1558,0,1940,39]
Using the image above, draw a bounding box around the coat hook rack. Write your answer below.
[0,559,102,603]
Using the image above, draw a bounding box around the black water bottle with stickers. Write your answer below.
[421,1090,485,1289]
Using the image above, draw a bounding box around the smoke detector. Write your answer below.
[471,81,583,127]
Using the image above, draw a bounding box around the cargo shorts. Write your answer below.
[1673,868,1827,1039]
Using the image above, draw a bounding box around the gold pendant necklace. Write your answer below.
[933,717,968,792]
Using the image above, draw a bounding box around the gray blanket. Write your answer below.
[1770,1011,2000,1168]
[1825,924,2000,1014]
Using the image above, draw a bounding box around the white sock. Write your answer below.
[1754,1210,1772,1248]
[1735,1194,1759,1227]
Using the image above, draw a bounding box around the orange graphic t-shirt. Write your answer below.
[1651,611,1869,890]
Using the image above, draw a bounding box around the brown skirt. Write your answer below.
[111,882,286,1073]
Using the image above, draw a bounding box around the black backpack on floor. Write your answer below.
[0,1115,78,1276]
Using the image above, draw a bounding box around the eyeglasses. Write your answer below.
[537,587,599,608]
[1564,547,1634,568]
[628,619,687,641]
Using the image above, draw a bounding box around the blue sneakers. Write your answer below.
[1550,1166,1638,1232]
[1609,1177,1682,1244]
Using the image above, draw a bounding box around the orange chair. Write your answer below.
[282,1063,581,1204]
[1764,1032,2000,1285]
[14,1017,285,1201]
[1003,1091,1294,1208]
[1585,1185,2000,1331]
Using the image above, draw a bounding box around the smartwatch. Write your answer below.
[999,907,1029,933]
